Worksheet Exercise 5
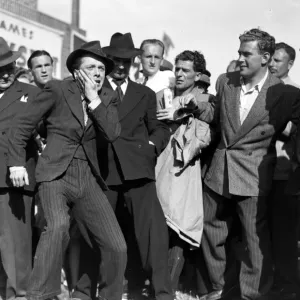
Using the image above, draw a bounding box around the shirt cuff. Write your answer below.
[88,97,102,111]
[149,141,155,146]
[10,166,26,172]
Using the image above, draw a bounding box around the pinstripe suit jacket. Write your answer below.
[198,71,300,197]
[7,79,120,190]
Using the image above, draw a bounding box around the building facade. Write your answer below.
[0,0,86,79]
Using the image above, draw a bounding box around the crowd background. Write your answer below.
[0,1,300,300]
[38,0,300,91]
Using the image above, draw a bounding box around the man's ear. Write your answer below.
[262,52,271,65]
[288,59,294,71]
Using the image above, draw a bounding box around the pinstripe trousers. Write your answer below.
[201,184,273,300]
[26,158,127,300]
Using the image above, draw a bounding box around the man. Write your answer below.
[181,29,300,300]
[139,39,175,93]
[269,43,299,86]
[157,50,212,294]
[95,32,171,300]
[157,50,213,118]
[27,50,54,239]
[269,42,300,300]
[27,50,53,89]
[0,37,39,300]
[7,41,127,300]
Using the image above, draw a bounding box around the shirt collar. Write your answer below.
[240,70,269,93]
[107,76,128,88]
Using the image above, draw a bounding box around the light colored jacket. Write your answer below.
[155,115,211,246]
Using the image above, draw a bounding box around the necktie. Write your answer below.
[143,76,148,86]
[113,79,125,103]
[82,98,89,126]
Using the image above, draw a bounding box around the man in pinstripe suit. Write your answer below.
[180,29,300,300]
[7,41,127,300]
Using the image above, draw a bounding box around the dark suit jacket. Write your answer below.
[286,118,300,195]
[197,71,300,197]
[0,80,39,191]
[100,78,170,184]
[7,79,120,190]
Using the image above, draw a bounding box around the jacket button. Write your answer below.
[1,132,5,135]
[261,131,265,135]
[248,152,252,156]
[138,144,141,148]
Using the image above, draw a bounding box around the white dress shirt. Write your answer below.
[143,70,175,93]
[239,70,268,124]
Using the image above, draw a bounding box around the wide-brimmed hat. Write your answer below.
[103,33,142,59]
[0,37,21,67]
[66,40,114,75]
[199,74,211,86]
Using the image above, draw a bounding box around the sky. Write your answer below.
[38,0,300,92]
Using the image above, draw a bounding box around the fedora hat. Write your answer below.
[198,74,210,86]
[0,37,21,67]
[66,40,114,75]
[103,33,142,59]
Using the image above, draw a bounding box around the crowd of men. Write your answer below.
[0,27,299,300]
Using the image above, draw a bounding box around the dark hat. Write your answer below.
[0,37,21,67]
[160,59,173,71]
[103,33,142,59]
[66,40,114,75]
[198,74,211,86]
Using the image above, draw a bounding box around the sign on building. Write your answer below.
[0,9,64,78]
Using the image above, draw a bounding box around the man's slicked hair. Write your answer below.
[275,42,296,61]
[175,50,206,73]
[239,28,276,57]
[27,50,53,69]
[140,39,165,56]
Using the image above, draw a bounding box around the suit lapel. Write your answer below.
[229,73,282,146]
[103,77,142,120]
[224,76,241,134]
[62,80,84,128]
[0,81,23,113]
[118,80,141,121]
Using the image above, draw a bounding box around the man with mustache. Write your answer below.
[139,39,175,94]
[102,32,172,300]
[0,36,39,300]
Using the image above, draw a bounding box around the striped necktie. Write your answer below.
[113,79,125,103]
[82,98,89,126]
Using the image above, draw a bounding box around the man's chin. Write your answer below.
[111,73,127,80]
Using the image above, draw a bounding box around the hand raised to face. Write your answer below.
[75,69,99,103]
